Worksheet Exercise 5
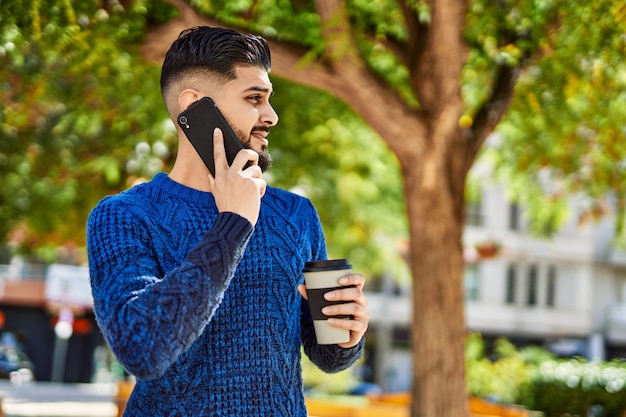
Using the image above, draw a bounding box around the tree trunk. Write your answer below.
[407,180,468,417]
[401,128,469,417]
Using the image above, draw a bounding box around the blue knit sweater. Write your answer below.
[87,173,364,416]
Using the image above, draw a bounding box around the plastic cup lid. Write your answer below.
[303,259,351,272]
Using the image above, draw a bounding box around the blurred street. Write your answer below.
[0,381,117,417]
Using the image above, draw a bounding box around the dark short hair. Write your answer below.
[160,26,272,95]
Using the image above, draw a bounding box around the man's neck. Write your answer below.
[168,160,212,192]
[168,134,213,192]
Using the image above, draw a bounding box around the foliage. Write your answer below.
[465,333,553,404]
[192,0,323,47]
[525,359,626,417]
[485,1,626,241]
[0,0,179,260]
[466,334,626,417]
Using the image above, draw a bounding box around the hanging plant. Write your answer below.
[474,240,502,259]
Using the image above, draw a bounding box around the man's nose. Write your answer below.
[261,103,279,126]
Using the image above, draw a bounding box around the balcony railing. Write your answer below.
[0,262,48,280]
[367,292,593,337]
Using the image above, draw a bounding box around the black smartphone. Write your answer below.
[177,97,244,177]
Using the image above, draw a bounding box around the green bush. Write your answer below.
[465,333,626,417]
[524,359,626,417]
[466,333,545,404]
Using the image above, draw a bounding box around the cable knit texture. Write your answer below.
[87,173,364,416]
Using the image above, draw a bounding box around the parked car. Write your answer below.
[0,344,35,384]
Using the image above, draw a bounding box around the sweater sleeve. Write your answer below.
[87,200,253,381]
[299,202,365,372]
[300,299,365,373]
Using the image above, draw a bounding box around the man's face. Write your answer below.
[208,66,278,172]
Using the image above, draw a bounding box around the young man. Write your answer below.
[87,26,369,416]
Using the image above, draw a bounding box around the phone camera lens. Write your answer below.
[179,116,187,125]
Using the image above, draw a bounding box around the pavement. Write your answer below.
[0,380,118,417]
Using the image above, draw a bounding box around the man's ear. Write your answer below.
[178,89,203,113]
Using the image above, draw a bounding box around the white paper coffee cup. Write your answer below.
[303,259,352,345]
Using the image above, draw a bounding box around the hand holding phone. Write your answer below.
[177,97,245,177]
[209,126,266,225]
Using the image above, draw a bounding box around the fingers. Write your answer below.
[210,128,266,199]
[297,284,308,300]
[331,310,369,349]
[322,296,369,322]
[233,148,259,172]
[323,274,367,307]
[322,273,369,348]
[212,128,261,174]
[242,163,266,198]
[208,128,266,225]
[212,128,228,177]
[297,272,369,348]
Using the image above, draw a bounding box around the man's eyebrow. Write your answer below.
[244,86,275,96]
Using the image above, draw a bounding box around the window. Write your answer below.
[464,264,480,301]
[527,264,538,306]
[509,203,520,231]
[505,264,517,304]
[546,265,557,307]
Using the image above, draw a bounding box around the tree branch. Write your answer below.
[314,0,359,64]
[408,0,467,115]
[295,0,429,161]
[398,0,429,70]
[468,63,521,159]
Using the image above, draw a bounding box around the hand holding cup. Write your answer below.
[300,259,369,347]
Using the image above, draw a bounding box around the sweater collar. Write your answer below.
[151,173,216,205]
[151,172,277,205]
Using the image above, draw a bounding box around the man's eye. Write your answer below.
[248,95,262,102]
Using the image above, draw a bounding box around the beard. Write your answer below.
[232,125,273,173]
